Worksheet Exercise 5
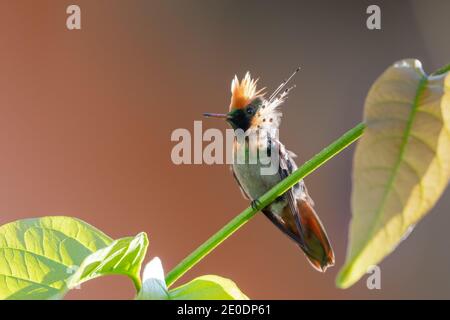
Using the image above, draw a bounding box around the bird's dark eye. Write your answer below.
[246,106,255,115]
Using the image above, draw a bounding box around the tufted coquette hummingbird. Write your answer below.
[204,69,335,271]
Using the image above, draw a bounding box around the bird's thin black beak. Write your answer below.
[203,112,229,119]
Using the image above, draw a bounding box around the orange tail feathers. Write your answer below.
[297,199,335,272]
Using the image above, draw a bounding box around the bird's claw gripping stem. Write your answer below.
[251,199,262,211]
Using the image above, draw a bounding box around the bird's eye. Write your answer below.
[246,106,255,115]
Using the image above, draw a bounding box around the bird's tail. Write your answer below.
[296,199,335,272]
[263,198,335,272]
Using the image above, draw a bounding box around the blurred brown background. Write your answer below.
[0,0,449,299]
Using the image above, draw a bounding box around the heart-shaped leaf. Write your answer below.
[337,59,450,288]
[0,216,112,299]
[67,232,148,291]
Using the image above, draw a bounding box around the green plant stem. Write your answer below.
[165,122,366,287]
[432,63,450,76]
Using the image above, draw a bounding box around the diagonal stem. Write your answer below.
[165,122,366,287]
[432,63,450,76]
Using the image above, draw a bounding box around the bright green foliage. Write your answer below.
[0,216,112,299]
[68,232,148,291]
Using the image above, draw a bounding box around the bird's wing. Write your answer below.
[257,138,306,246]
[275,139,307,246]
[266,138,335,271]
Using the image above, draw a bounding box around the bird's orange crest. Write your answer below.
[229,72,265,111]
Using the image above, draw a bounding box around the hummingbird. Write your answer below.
[204,69,335,271]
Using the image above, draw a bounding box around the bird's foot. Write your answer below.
[251,199,262,210]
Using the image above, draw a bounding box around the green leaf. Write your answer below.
[337,59,450,288]
[169,275,249,300]
[0,216,112,299]
[68,232,148,291]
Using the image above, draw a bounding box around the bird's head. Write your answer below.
[204,69,299,132]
